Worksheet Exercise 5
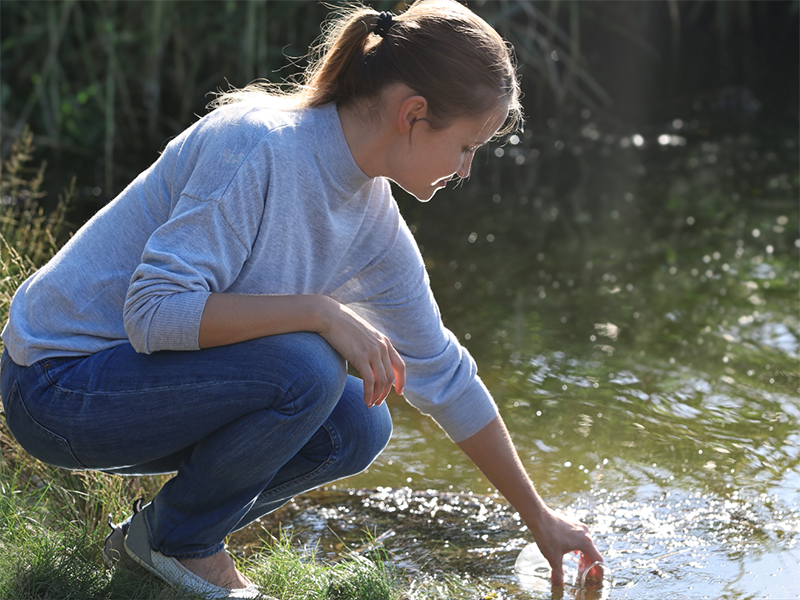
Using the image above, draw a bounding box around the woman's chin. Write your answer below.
[406,187,435,203]
[418,182,449,202]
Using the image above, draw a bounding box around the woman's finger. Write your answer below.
[389,344,406,395]
[375,338,395,404]
[368,346,389,406]
[549,554,565,587]
[357,360,376,406]
[582,538,604,566]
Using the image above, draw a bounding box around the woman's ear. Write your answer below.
[397,95,428,135]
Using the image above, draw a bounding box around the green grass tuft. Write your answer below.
[245,531,398,600]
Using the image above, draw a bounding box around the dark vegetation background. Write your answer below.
[1,0,798,231]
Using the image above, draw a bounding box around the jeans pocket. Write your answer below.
[4,381,86,470]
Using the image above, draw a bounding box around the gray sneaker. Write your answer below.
[123,507,265,600]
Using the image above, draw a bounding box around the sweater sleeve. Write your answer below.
[123,138,268,354]
[348,216,499,443]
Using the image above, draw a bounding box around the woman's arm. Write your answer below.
[456,415,603,586]
[198,292,405,407]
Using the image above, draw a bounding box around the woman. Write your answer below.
[0,1,602,597]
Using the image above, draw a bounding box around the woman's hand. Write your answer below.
[317,299,405,407]
[456,416,603,587]
[526,506,603,586]
[199,293,404,407]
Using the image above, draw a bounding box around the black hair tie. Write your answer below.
[374,11,393,38]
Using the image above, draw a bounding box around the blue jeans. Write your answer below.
[0,333,392,559]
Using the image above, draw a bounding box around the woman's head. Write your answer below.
[302,0,522,135]
[213,0,522,136]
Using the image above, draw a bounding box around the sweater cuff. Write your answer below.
[146,291,211,352]
[427,377,499,443]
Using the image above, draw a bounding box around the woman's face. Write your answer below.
[392,101,510,202]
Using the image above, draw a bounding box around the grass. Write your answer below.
[0,443,407,600]
[0,459,165,600]
[0,129,487,600]
[0,456,401,599]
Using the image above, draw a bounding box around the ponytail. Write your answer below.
[299,8,384,108]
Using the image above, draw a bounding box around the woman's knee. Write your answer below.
[247,332,347,409]
[330,377,392,475]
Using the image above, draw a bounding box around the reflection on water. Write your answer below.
[234,117,798,598]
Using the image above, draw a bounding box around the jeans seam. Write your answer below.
[42,365,288,397]
[1,350,11,374]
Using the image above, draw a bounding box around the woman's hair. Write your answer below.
[211,0,522,135]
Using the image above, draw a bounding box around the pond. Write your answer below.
[232,112,799,599]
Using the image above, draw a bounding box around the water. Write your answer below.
[232,115,799,599]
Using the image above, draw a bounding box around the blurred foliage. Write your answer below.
[0,0,796,208]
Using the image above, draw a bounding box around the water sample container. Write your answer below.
[515,543,614,592]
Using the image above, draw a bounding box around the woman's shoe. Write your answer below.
[122,505,265,600]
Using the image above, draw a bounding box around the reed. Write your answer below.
[0,124,59,299]
[1,0,340,194]
[480,0,614,112]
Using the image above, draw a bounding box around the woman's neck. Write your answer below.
[336,102,388,179]
[336,84,423,181]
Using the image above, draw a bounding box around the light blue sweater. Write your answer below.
[1,101,497,442]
